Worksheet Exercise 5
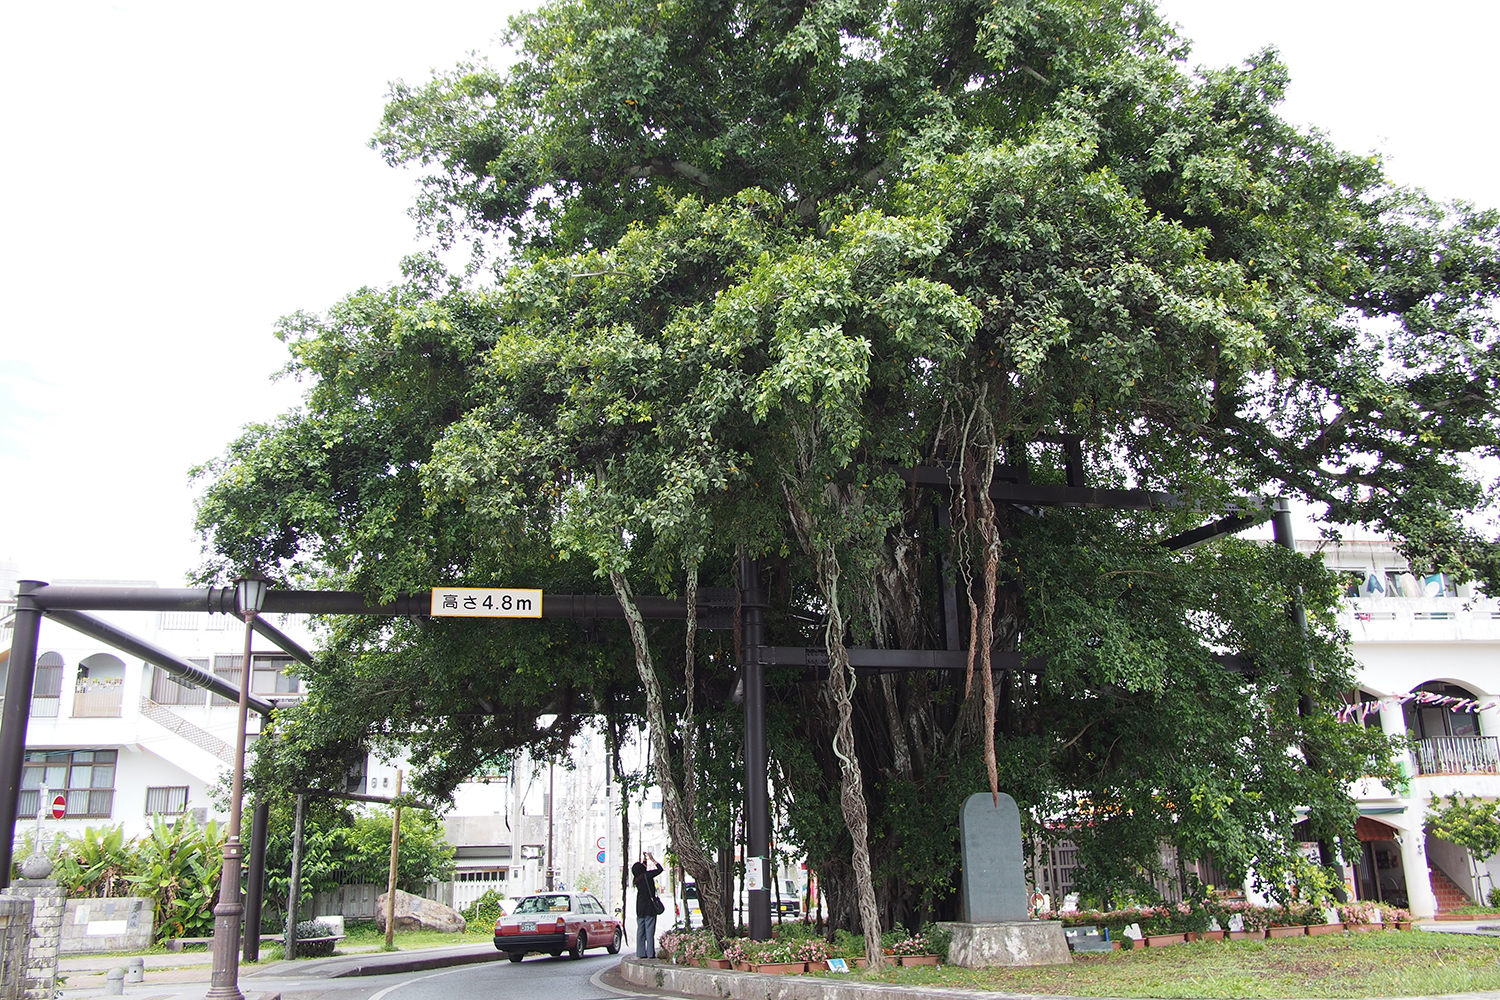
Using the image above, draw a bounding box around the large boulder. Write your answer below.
[374,889,467,933]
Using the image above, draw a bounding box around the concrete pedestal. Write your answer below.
[2,880,63,998]
[939,920,1071,968]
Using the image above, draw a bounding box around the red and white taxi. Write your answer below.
[494,891,622,962]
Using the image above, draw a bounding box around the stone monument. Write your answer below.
[938,792,1070,967]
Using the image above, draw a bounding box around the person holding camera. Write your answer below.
[630,852,664,958]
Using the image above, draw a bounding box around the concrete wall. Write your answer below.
[0,897,32,1000]
[3,881,62,999]
[59,898,151,955]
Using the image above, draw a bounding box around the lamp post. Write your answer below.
[207,574,267,1000]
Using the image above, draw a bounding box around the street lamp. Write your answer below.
[207,574,268,1000]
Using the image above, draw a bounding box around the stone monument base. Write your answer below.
[939,920,1071,967]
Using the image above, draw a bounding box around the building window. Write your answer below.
[159,612,200,630]
[211,655,242,707]
[251,654,299,695]
[31,653,64,718]
[150,661,208,706]
[19,750,116,819]
[145,786,189,816]
[212,654,300,706]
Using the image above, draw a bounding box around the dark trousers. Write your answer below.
[636,914,657,957]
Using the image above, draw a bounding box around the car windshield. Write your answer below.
[514,894,573,914]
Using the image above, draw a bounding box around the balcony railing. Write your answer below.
[72,679,123,718]
[1414,736,1500,775]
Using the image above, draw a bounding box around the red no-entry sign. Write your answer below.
[50,795,65,820]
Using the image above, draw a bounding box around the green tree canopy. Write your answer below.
[197,0,1498,956]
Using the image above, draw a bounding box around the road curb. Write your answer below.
[618,957,1072,1000]
[325,947,507,977]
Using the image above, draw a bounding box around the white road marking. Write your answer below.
[364,963,479,1000]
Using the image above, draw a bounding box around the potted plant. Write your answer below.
[1383,907,1413,931]
[794,937,830,971]
[1338,901,1380,932]
[1228,903,1268,941]
[1265,905,1306,939]
[888,932,939,966]
[721,937,755,971]
[1138,906,1188,948]
[746,938,806,974]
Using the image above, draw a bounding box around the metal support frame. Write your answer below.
[44,608,275,715]
[242,799,270,963]
[0,582,44,887]
[739,556,772,941]
[1271,498,1348,903]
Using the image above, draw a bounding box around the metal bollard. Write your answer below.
[126,956,145,983]
[105,967,125,995]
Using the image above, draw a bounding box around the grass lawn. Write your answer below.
[843,931,1500,998]
[256,920,493,960]
[339,920,493,950]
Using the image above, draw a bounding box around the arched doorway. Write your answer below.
[74,653,126,717]
[1405,681,1497,774]
[1353,817,1408,906]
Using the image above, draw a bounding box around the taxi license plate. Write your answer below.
[521,921,536,932]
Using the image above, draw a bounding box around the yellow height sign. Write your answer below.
[430,587,543,618]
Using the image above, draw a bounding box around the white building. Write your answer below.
[1315,537,1500,919]
[0,579,309,841]
[429,728,667,916]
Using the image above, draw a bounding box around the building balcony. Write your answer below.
[71,679,123,718]
[1414,736,1500,776]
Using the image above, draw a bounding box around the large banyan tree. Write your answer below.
[195,0,1500,961]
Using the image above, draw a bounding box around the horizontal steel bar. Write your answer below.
[753,646,1043,671]
[893,466,1177,510]
[44,609,275,716]
[261,591,430,616]
[27,586,238,613]
[1159,506,1274,552]
[22,584,714,621]
[291,787,436,810]
[252,618,315,667]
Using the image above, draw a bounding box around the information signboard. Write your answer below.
[430,588,543,618]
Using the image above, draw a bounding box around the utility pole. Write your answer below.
[546,761,555,891]
[384,770,403,948]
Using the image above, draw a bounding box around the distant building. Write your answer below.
[0,581,308,840]
[1317,537,1500,918]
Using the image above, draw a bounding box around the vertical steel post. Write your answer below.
[208,607,257,1000]
[242,799,270,963]
[285,793,305,960]
[0,580,44,890]
[1272,498,1347,902]
[739,555,771,941]
[384,770,403,949]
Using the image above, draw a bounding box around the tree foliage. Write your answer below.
[196,0,1499,951]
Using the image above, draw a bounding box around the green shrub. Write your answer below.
[295,920,339,957]
[460,888,505,928]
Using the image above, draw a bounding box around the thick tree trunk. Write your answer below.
[610,570,728,941]
[783,482,886,965]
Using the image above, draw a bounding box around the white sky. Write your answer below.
[1,1,1495,587]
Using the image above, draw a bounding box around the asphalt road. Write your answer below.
[248,951,628,1000]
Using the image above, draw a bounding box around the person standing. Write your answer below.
[631,852,663,958]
